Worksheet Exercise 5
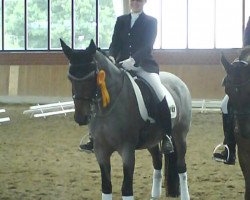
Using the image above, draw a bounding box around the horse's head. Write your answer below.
[60,39,98,125]
[221,48,250,110]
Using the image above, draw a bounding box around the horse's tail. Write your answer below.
[164,151,180,197]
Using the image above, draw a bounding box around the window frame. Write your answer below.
[0,0,249,51]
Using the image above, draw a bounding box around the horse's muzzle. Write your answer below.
[74,114,90,126]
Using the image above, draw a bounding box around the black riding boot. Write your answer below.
[158,97,174,154]
[213,113,236,165]
[79,136,94,153]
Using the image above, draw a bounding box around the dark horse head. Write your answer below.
[60,39,98,125]
[221,47,250,110]
[60,39,120,125]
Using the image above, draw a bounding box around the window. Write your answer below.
[0,0,119,50]
[99,0,117,49]
[0,0,249,51]
[188,0,215,49]
[27,0,48,50]
[245,0,250,27]
[4,0,25,50]
[215,0,242,48]
[145,0,249,49]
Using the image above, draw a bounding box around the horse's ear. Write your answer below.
[86,39,96,55]
[221,53,232,74]
[60,38,73,60]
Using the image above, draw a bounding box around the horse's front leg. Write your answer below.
[95,149,113,200]
[120,148,135,200]
[99,161,112,200]
[148,145,163,199]
[237,144,250,200]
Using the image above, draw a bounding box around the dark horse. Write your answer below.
[60,39,192,200]
[221,46,250,200]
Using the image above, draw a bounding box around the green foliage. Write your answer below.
[3,0,116,50]
[4,0,25,49]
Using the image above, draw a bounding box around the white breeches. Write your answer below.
[134,67,165,101]
[221,95,229,114]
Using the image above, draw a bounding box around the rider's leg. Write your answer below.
[213,95,236,165]
[79,135,94,153]
[214,113,236,164]
[135,69,174,154]
[157,97,174,154]
[223,113,236,159]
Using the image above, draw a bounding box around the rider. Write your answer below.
[79,0,174,154]
[213,16,250,165]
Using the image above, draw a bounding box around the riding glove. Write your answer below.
[120,57,136,71]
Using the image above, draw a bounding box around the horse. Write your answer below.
[221,46,250,200]
[60,39,192,200]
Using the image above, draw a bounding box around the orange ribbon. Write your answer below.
[97,70,110,107]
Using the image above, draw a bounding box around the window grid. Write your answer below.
[0,0,249,51]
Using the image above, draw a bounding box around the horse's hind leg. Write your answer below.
[165,128,190,199]
[148,145,163,199]
[174,131,190,200]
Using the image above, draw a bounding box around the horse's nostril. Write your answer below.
[74,115,89,126]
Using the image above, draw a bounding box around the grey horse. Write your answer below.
[60,39,192,200]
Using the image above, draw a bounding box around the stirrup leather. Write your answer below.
[212,143,230,162]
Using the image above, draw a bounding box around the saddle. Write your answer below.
[125,71,176,124]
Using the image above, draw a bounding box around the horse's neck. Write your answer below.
[104,67,124,102]
[95,52,125,109]
[95,52,121,84]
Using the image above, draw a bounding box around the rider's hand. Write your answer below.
[119,57,136,71]
[109,56,115,64]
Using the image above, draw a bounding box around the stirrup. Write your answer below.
[79,135,88,146]
[161,135,174,154]
[79,136,94,153]
[212,143,230,162]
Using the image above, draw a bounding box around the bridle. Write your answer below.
[224,59,250,116]
[68,59,101,104]
[224,59,250,89]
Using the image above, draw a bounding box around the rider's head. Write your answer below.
[130,0,146,13]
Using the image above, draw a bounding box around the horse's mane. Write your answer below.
[96,48,118,65]
[239,45,250,63]
[97,48,108,56]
